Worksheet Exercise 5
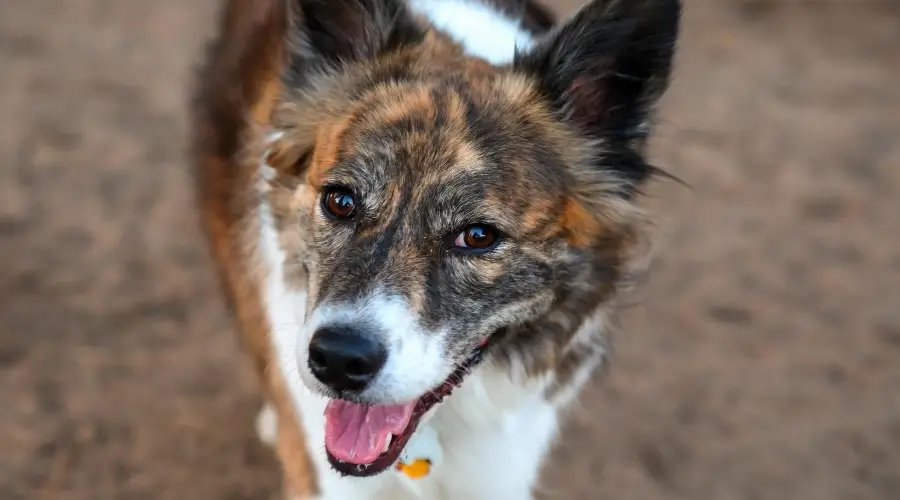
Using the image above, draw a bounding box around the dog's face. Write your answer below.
[262,0,679,475]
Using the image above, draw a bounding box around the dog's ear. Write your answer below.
[287,0,423,71]
[515,0,681,175]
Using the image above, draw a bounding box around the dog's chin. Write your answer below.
[320,346,487,478]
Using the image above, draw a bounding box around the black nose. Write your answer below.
[308,326,387,393]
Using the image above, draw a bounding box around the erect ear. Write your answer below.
[515,0,681,145]
[287,0,424,73]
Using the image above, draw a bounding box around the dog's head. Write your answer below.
[261,0,680,476]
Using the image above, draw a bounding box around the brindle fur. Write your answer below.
[192,0,679,496]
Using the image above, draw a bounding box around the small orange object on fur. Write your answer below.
[396,459,432,479]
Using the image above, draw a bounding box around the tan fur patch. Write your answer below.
[520,197,557,235]
[561,198,602,248]
[368,86,435,125]
[305,114,357,188]
[252,77,282,125]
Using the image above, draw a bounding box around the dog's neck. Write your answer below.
[406,0,534,64]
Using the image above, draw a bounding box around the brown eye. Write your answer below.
[323,188,357,219]
[452,224,500,252]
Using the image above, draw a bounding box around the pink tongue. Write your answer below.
[324,399,416,465]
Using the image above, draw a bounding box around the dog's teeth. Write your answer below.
[383,433,392,452]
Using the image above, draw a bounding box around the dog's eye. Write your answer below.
[452,224,500,252]
[322,188,357,220]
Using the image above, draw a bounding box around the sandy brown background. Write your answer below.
[2,0,898,499]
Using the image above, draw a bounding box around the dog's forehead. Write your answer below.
[322,78,568,197]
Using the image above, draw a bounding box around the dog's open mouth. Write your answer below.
[323,345,486,477]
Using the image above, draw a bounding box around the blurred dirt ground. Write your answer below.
[1,0,899,499]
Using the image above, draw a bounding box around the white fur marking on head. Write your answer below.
[408,0,533,64]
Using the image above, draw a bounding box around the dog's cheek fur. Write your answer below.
[419,248,555,348]
[491,225,639,380]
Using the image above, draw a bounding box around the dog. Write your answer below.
[191,0,681,498]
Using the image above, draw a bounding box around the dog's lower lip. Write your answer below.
[325,346,486,478]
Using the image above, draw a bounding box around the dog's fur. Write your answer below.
[191,0,681,498]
